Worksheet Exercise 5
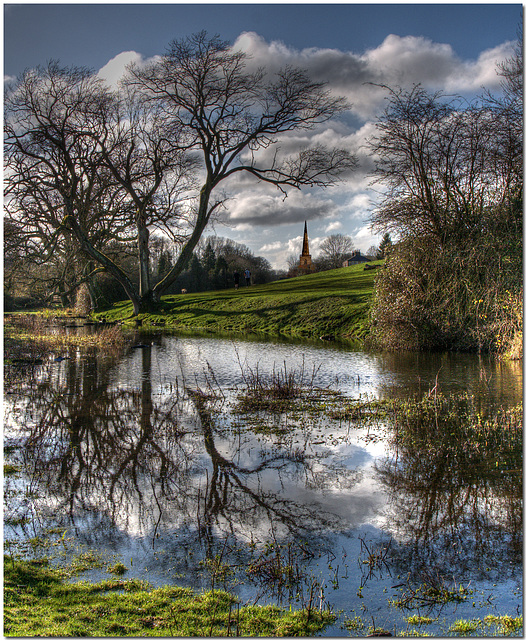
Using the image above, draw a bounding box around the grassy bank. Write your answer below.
[4,559,334,637]
[93,264,382,342]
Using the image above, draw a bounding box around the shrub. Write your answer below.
[369,229,522,355]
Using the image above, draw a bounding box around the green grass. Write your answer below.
[4,558,335,637]
[93,264,382,342]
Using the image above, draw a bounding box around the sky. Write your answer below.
[4,2,523,269]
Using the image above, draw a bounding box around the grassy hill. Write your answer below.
[94,263,382,343]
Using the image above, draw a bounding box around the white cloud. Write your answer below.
[444,41,516,92]
[94,31,516,268]
[97,50,162,86]
[354,224,380,253]
[259,241,284,253]
[233,31,513,120]
[97,51,143,85]
[325,221,342,233]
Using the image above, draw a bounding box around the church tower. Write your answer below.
[297,221,314,273]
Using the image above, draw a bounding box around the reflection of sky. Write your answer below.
[110,335,523,407]
[5,335,522,632]
[111,336,385,398]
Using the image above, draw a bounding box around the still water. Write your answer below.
[4,332,523,636]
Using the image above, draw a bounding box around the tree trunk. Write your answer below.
[137,213,152,300]
[65,213,141,316]
[58,282,70,308]
[153,187,212,298]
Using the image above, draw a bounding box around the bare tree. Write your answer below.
[5,33,356,314]
[4,62,194,313]
[5,64,136,308]
[127,32,357,302]
[367,84,518,246]
[367,58,523,352]
[286,254,300,271]
[316,233,354,270]
[91,85,199,307]
[483,28,523,217]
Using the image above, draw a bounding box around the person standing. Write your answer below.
[244,268,251,286]
[233,270,240,289]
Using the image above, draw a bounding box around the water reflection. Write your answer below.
[105,334,522,407]
[374,350,523,406]
[4,333,522,629]
[377,426,522,582]
[7,346,365,562]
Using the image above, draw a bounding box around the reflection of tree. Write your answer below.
[22,347,183,528]
[376,395,522,580]
[11,343,362,596]
[189,390,343,548]
[374,351,523,407]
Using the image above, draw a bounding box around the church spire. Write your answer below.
[301,221,310,257]
[297,220,314,273]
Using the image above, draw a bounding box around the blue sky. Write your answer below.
[4,2,522,268]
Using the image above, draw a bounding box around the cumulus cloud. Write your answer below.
[233,31,514,120]
[443,41,516,92]
[94,30,516,268]
[325,221,342,233]
[259,241,284,253]
[353,224,381,253]
[97,51,142,85]
[97,50,162,86]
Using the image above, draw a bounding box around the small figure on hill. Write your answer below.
[233,271,240,289]
[244,268,251,286]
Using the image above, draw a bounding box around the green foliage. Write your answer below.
[483,614,523,635]
[107,562,128,576]
[448,618,481,634]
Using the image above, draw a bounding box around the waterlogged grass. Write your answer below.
[4,354,522,637]
[343,614,523,637]
[390,578,472,611]
[385,393,523,476]
[93,264,382,342]
[406,615,436,626]
[4,312,128,352]
[4,558,335,637]
[447,615,523,636]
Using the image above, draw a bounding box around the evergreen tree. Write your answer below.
[378,233,392,259]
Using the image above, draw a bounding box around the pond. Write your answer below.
[4,330,523,636]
